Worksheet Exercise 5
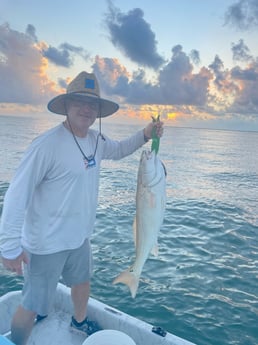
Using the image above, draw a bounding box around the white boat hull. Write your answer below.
[0,283,196,345]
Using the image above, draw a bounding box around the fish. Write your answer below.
[113,149,166,298]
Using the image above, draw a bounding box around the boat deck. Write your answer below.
[5,310,86,345]
[0,284,196,345]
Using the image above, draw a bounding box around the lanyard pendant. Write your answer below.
[83,155,96,169]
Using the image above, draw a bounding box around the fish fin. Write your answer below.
[113,268,140,298]
[151,243,159,257]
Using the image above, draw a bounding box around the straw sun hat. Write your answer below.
[47,71,119,118]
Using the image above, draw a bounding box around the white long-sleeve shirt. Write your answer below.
[0,123,146,258]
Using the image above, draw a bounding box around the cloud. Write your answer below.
[93,56,162,104]
[158,45,212,106]
[209,55,225,88]
[26,24,38,42]
[190,49,201,65]
[43,46,72,68]
[58,77,69,89]
[208,55,239,95]
[207,55,245,112]
[230,61,258,113]
[225,0,258,30]
[104,2,165,69]
[0,23,90,109]
[0,23,57,105]
[42,43,90,67]
[231,65,258,80]
[1,17,257,126]
[92,55,132,102]
[231,39,252,62]
[93,47,258,121]
[93,46,212,107]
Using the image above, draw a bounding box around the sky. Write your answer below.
[1,0,258,131]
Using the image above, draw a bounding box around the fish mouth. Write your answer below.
[141,150,167,180]
[142,150,154,160]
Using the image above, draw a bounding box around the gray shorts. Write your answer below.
[21,239,93,315]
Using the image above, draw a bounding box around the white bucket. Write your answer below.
[82,329,136,345]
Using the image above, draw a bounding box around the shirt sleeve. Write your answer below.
[0,141,51,259]
[101,129,146,160]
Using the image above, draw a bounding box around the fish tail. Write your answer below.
[113,268,140,298]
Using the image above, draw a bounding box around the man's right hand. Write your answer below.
[1,251,29,275]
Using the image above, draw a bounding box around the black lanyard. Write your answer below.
[66,117,100,163]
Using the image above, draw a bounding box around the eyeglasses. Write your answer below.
[70,100,99,112]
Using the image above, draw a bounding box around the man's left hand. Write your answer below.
[144,120,164,140]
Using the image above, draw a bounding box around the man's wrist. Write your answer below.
[144,134,150,142]
[143,129,150,142]
[1,246,23,260]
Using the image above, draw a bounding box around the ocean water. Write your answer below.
[0,114,257,345]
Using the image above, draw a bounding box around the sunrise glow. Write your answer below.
[0,2,258,130]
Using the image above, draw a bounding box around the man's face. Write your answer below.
[66,99,99,131]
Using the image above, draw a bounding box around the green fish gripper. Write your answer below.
[151,115,160,154]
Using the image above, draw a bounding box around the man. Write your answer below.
[0,71,163,345]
